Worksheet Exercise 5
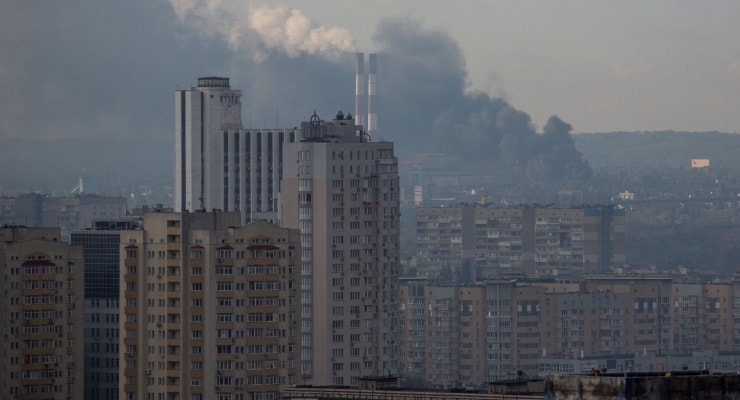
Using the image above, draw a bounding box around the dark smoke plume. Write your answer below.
[374,16,592,188]
[0,3,590,193]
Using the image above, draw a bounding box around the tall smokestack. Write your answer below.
[355,53,365,129]
[367,53,377,139]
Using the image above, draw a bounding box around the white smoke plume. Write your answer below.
[168,0,355,59]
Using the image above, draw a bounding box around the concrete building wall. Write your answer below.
[398,276,740,386]
[119,212,300,400]
[399,278,429,382]
[281,114,400,386]
[0,227,85,400]
[417,205,625,281]
[174,77,298,225]
[484,280,515,381]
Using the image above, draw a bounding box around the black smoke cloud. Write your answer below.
[373,16,591,188]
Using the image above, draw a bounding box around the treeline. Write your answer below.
[574,131,740,171]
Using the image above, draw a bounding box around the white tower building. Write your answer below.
[174,77,295,224]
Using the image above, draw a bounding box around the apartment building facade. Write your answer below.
[416,204,626,280]
[399,274,740,387]
[0,226,85,400]
[119,212,300,400]
[281,112,401,385]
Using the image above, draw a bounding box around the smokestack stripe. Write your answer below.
[355,52,365,129]
[367,53,377,139]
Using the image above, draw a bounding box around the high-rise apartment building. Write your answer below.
[174,77,296,223]
[398,274,740,386]
[0,226,85,400]
[280,112,401,385]
[416,204,626,280]
[119,211,300,400]
[71,217,143,400]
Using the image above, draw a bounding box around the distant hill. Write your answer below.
[573,131,740,171]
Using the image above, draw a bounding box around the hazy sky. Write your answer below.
[274,0,740,134]
[2,0,739,143]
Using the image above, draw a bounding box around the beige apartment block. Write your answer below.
[416,204,625,281]
[281,112,401,386]
[399,275,740,385]
[119,212,300,400]
[398,278,430,382]
[0,226,85,400]
[704,283,734,351]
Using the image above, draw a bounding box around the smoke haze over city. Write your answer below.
[0,0,738,193]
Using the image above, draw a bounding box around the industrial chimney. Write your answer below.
[355,53,365,130]
[367,53,377,139]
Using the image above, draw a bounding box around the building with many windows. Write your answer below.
[119,211,300,400]
[280,111,401,385]
[174,76,297,224]
[71,217,143,400]
[398,272,740,388]
[415,204,625,280]
[0,226,85,399]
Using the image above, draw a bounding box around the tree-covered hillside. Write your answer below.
[574,131,740,171]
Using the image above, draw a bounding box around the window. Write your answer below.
[247,266,264,275]
[248,328,262,338]
[217,360,233,370]
[216,249,232,259]
[216,266,233,275]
